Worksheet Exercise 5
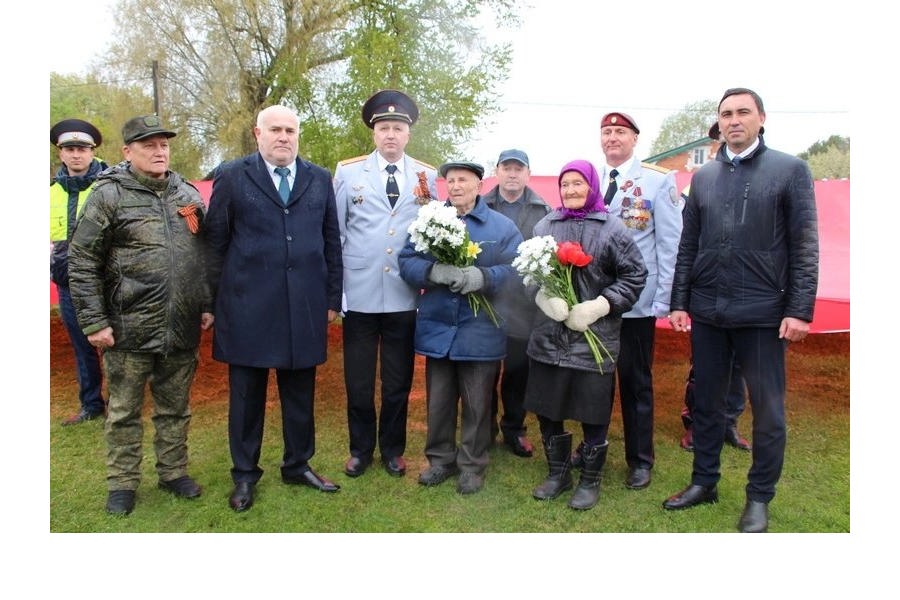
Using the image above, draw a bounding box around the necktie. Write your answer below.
[385,164,400,207]
[274,166,291,203]
[732,156,742,167]
[603,168,619,205]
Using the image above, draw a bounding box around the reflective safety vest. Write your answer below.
[50,181,95,242]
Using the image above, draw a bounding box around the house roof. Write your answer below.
[644,136,713,163]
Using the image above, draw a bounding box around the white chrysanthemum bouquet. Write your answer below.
[408,202,499,325]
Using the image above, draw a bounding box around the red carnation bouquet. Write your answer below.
[512,236,613,371]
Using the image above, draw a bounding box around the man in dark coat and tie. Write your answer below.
[205,105,344,512]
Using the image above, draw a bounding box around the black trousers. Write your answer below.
[683,356,746,428]
[690,322,787,503]
[612,317,656,470]
[491,336,530,440]
[342,310,416,460]
[228,364,317,484]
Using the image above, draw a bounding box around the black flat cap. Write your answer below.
[438,161,484,179]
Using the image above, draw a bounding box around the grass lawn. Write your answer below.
[50,311,849,534]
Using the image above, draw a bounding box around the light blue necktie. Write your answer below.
[274,166,291,203]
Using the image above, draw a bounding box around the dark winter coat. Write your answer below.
[68,164,211,352]
[527,211,647,373]
[670,138,819,327]
[204,153,343,370]
[398,197,523,361]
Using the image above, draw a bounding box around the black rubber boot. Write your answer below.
[568,441,608,510]
[532,432,573,500]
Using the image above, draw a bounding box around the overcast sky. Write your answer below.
[47,0,853,174]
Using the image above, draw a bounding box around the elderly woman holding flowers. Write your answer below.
[519,159,646,510]
[399,161,523,495]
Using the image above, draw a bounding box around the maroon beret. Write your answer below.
[601,112,639,134]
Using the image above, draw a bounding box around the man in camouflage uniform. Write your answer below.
[68,115,214,516]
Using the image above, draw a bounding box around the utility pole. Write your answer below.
[151,60,161,116]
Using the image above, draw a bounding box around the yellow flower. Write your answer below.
[466,241,482,260]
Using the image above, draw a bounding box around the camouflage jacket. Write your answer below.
[68,164,211,353]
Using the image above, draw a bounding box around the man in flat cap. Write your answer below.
[332,90,438,479]
[68,115,213,515]
[576,111,682,492]
[482,148,550,458]
[50,119,108,425]
[398,161,523,495]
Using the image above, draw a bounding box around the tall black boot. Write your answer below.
[570,441,585,470]
[532,432,573,500]
[568,441,608,510]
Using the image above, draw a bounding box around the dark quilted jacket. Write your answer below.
[527,211,647,373]
[670,139,819,327]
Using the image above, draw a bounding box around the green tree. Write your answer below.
[649,99,717,155]
[800,136,850,179]
[798,135,850,160]
[50,72,205,178]
[99,0,517,173]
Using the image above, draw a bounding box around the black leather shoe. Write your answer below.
[418,463,459,487]
[725,425,751,451]
[62,410,104,426]
[344,456,371,478]
[382,456,407,477]
[229,482,255,512]
[504,435,534,458]
[158,475,202,498]
[283,469,341,492]
[625,467,651,490]
[662,484,718,510]
[106,490,136,515]
[738,499,769,532]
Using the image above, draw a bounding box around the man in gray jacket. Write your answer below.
[482,149,550,457]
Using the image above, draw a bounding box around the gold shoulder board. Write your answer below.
[337,155,368,167]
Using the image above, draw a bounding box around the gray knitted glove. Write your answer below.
[450,266,484,294]
[429,264,464,287]
[565,296,610,332]
[535,289,569,322]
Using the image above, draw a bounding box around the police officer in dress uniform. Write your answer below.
[574,112,682,491]
[333,90,438,478]
[50,119,108,425]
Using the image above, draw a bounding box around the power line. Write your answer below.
[499,99,849,115]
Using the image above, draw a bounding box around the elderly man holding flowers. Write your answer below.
[517,159,646,510]
[399,161,523,495]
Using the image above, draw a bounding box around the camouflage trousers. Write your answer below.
[103,349,198,491]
